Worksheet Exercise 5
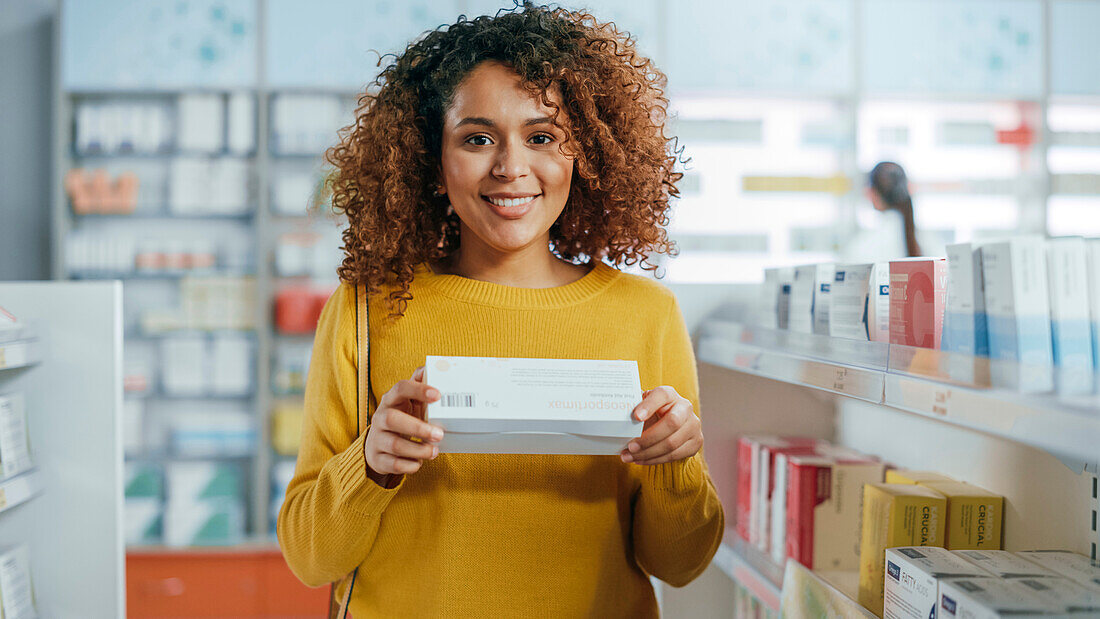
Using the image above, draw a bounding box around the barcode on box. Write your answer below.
[442,393,476,408]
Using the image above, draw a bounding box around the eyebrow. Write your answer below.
[454,116,556,128]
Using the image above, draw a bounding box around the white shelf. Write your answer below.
[711,531,878,617]
[698,321,1100,469]
[0,339,40,371]
[780,562,877,619]
[713,534,783,613]
[0,469,44,515]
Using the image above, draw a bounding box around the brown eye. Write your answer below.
[529,134,554,145]
[465,135,492,146]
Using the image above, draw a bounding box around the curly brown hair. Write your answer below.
[325,2,683,316]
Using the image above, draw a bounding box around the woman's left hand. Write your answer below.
[620,386,702,465]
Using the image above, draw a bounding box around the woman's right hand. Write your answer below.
[364,366,445,486]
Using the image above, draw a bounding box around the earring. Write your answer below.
[446,205,454,216]
[434,186,446,196]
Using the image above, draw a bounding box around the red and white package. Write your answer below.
[784,454,885,571]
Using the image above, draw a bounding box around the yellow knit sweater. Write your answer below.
[277,262,724,618]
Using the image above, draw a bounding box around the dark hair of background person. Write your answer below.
[325,1,685,317]
[869,161,922,257]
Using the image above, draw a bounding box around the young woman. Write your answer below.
[868,161,922,258]
[277,5,724,616]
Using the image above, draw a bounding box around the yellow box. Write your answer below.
[917,481,1003,550]
[858,483,947,618]
[271,403,304,456]
[884,469,954,485]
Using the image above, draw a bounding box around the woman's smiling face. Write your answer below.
[439,61,575,258]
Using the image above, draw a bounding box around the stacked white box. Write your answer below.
[955,550,1058,579]
[760,268,781,329]
[0,393,32,480]
[1087,240,1100,372]
[0,545,35,619]
[1046,238,1095,393]
[980,237,1054,391]
[1016,551,1100,589]
[943,243,989,356]
[789,265,817,334]
[830,263,874,340]
[869,262,892,342]
[884,547,991,619]
[164,462,245,547]
[777,267,794,330]
[939,577,1073,618]
[812,264,836,335]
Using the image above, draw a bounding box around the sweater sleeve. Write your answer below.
[631,294,725,587]
[276,284,405,587]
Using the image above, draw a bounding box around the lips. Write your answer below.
[481,193,540,219]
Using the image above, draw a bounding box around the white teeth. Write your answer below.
[487,196,537,208]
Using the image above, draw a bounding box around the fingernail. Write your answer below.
[431,446,439,458]
[431,428,444,441]
[621,453,633,462]
[628,442,639,453]
[426,388,440,400]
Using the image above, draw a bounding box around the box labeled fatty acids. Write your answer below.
[883,546,991,619]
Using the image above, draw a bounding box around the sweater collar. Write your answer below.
[414,261,620,309]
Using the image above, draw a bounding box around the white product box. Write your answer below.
[830,263,874,340]
[1087,239,1100,372]
[209,336,252,396]
[166,461,242,504]
[1046,238,1095,393]
[125,498,163,545]
[760,268,781,329]
[789,265,818,334]
[785,455,885,571]
[938,577,1070,618]
[1016,551,1100,589]
[0,305,25,343]
[980,238,1054,391]
[777,267,794,330]
[177,93,224,153]
[227,91,255,155]
[0,393,32,479]
[424,357,643,455]
[0,544,35,619]
[869,262,892,342]
[884,547,991,619]
[164,499,244,547]
[170,411,255,457]
[955,550,1057,579]
[943,243,989,356]
[812,264,836,336]
[161,336,207,396]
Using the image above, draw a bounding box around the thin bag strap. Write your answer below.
[330,284,371,619]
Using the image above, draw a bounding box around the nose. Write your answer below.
[490,142,530,181]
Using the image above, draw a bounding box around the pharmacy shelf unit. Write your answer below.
[659,319,1100,618]
[696,320,1100,469]
[0,282,125,617]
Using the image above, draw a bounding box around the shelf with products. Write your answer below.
[0,339,40,372]
[696,320,1100,469]
[711,531,878,618]
[0,469,45,516]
